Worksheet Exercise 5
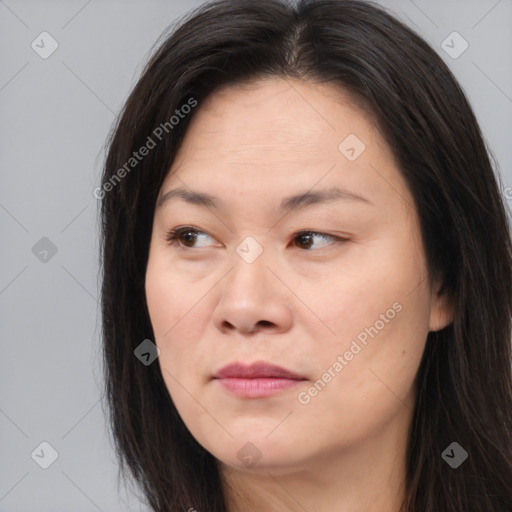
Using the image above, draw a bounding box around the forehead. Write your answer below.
[175,78,373,162]
[158,77,406,212]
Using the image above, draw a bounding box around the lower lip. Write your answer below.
[215,377,304,398]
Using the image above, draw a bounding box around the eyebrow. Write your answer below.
[156,186,372,212]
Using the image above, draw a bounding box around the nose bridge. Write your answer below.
[212,234,293,334]
[228,235,270,299]
[235,233,267,264]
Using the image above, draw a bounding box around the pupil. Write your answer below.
[299,233,313,249]
[182,231,196,246]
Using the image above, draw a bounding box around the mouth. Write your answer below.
[212,361,307,398]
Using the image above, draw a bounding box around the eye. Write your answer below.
[164,227,347,251]
[165,227,217,249]
[292,231,345,250]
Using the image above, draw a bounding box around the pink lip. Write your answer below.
[213,361,306,398]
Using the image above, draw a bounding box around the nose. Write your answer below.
[212,246,294,336]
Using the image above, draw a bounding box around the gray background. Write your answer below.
[1,0,511,510]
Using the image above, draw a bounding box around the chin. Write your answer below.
[206,432,309,473]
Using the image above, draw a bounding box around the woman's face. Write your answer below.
[145,77,452,474]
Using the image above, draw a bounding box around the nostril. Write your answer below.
[221,320,275,334]
[223,321,236,330]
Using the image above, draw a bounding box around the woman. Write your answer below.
[99,0,512,510]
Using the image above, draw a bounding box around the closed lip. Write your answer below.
[213,361,305,380]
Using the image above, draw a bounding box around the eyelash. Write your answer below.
[164,226,348,251]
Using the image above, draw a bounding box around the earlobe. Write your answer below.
[429,281,455,332]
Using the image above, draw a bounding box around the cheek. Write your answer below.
[299,248,421,348]
[294,299,428,449]
[145,248,200,339]
[145,250,211,393]
[300,237,431,411]
[145,230,221,334]
[145,255,190,383]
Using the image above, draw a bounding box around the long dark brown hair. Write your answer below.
[98,0,512,510]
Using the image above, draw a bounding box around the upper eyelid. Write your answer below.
[166,226,343,247]
[168,226,338,238]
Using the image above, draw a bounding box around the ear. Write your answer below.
[428,280,454,332]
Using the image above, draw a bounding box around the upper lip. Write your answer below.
[214,361,305,380]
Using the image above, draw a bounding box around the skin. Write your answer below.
[145,77,454,512]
